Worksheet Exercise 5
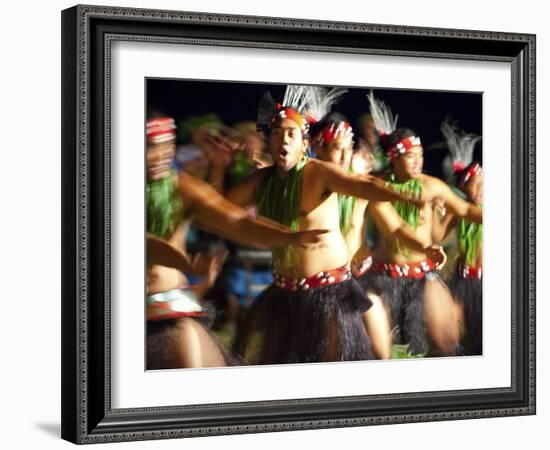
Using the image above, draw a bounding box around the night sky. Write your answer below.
[147,78,482,178]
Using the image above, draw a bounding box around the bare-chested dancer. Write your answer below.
[358,93,482,356]
[310,113,446,359]
[229,86,424,364]
[145,114,327,369]
[432,121,483,355]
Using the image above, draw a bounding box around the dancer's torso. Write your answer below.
[270,163,352,278]
[374,174,434,265]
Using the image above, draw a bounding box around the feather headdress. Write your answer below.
[367,91,422,159]
[282,85,313,114]
[440,119,481,185]
[256,90,279,135]
[307,87,352,146]
[256,85,312,135]
[367,90,398,139]
[311,113,354,147]
[257,85,347,137]
[305,86,348,123]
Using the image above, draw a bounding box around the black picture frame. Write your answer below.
[61,4,536,444]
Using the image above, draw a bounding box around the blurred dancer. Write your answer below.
[146,114,327,369]
[358,92,482,356]
[230,86,425,364]
[311,113,445,359]
[432,121,483,355]
[355,113,387,173]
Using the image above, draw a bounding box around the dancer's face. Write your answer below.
[147,140,175,180]
[392,145,423,181]
[462,173,483,205]
[316,136,353,170]
[269,118,308,172]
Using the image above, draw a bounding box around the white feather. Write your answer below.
[282,85,311,113]
[440,119,481,166]
[306,86,348,122]
[367,90,398,135]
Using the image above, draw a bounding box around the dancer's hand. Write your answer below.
[424,245,447,270]
[202,132,240,168]
[199,130,240,194]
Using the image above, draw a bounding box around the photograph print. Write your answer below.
[145,79,483,370]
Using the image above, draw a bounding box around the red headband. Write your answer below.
[146,117,176,144]
[458,162,482,186]
[271,104,312,133]
[386,135,422,160]
[314,121,354,146]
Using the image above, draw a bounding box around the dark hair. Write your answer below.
[383,127,418,150]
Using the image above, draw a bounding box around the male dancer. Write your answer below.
[229,86,426,364]
[432,121,483,355]
[145,114,327,369]
[310,113,446,359]
[358,93,482,356]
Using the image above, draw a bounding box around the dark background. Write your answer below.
[147,78,482,178]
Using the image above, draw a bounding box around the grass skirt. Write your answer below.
[450,269,482,355]
[356,271,429,354]
[232,278,374,364]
